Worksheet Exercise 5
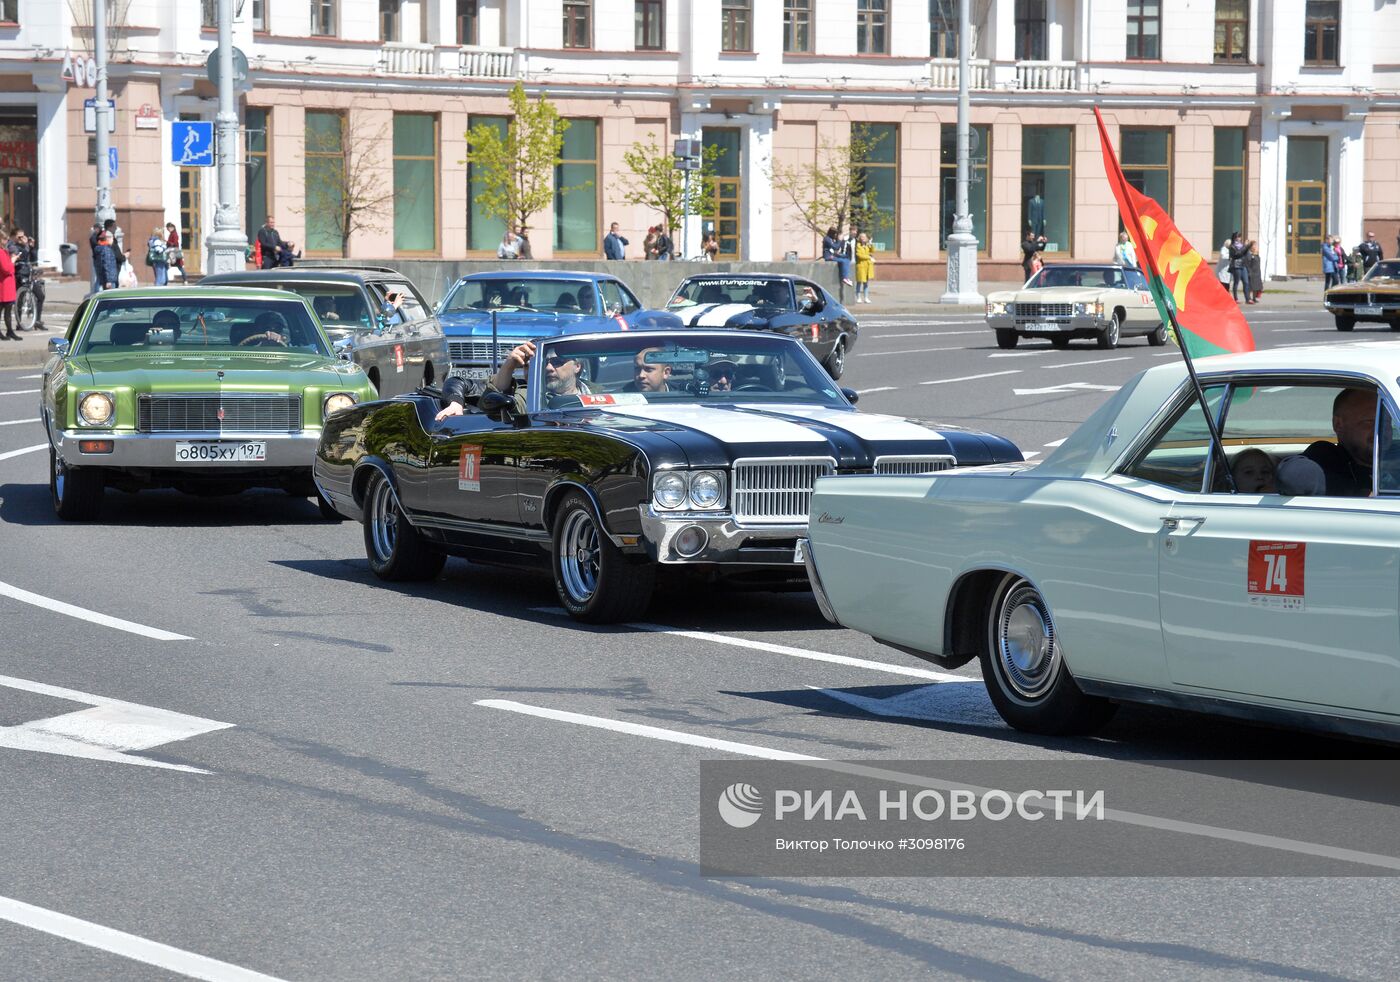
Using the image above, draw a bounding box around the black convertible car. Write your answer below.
[666,274,858,379]
[314,330,1021,622]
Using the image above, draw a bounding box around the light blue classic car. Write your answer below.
[803,343,1400,743]
[436,270,682,383]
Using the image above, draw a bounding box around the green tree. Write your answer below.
[618,134,724,238]
[466,82,582,237]
[771,129,895,239]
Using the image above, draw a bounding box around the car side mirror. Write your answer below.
[840,387,859,405]
[333,336,354,361]
[48,337,69,356]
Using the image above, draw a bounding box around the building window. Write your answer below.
[940,124,989,252]
[1214,0,1248,62]
[783,0,812,54]
[311,0,337,37]
[304,111,345,255]
[1022,127,1071,252]
[394,114,438,253]
[930,0,957,58]
[1126,1,1160,60]
[245,107,269,237]
[555,119,599,254]
[251,0,266,31]
[856,0,889,55]
[468,115,507,251]
[852,124,897,254]
[1014,0,1045,61]
[563,0,592,48]
[380,0,401,42]
[722,1,752,52]
[1304,1,1339,65]
[636,0,664,50]
[1212,127,1246,249]
[1120,128,1173,213]
[201,0,216,28]
[0,0,17,24]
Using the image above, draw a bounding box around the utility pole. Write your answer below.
[93,0,114,226]
[205,0,247,274]
[940,0,980,304]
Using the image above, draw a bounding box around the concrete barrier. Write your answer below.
[299,259,843,309]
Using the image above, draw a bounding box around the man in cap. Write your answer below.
[1357,231,1384,273]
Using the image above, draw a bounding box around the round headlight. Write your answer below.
[654,472,688,509]
[78,392,114,426]
[323,392,357,417]
[688,471,724,509]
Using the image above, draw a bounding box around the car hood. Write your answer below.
[70,350,361,391]
[668,303,765,328]
[553,402,1015,469]
[1327,282,1400,296]
[987,286,1111,303]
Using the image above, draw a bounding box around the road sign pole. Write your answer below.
[940,0,980,304]
[206,0,247,275]
[93,0,114,226]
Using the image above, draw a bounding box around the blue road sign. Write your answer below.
[171,120,215,167]
[108,147,118,179]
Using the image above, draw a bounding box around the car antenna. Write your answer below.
[491,308,499,374]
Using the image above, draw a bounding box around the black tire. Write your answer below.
[551,491,655,623]
[50,446,104,521]
[823,338,847,380]
[1049,335,1071,349]
[362,471,445,581]
[978,573,1117,736]
[1336,316,1355,332]
[1096,312,1122,349]
[316,490,344,521]
[16,290,37,332]
[1147,324,1168,346]
[995,329,1019,350]
[1389,320,1400,333]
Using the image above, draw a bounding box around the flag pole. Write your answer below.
[1093,108,1236,493]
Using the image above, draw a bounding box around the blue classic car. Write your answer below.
[436,270,682,383]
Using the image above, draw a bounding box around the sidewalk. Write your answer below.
[0,275,1329,370]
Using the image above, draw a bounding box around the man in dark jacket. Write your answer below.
[653,226,674,261]
[1303,387,1375,497]
[1357,231,1384,272]
[93,232,119,291]
[603,223,628,260]
[1228,232,1253,304]
[256,217,287,269]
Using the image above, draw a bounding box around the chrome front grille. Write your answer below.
[448,340,515,364]
[1014,302,1074,318]
[138,394,303,433]
[873,455,956,475]
[732,457,835,525]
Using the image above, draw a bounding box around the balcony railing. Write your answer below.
[383,42,435,75]
[929,58,991,89]
[1015,60,1079,91]
[380,42,518,79]
[458,46,516,78]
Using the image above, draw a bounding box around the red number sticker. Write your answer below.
[1247,540,1306,610]
[578,394,617,406]
[394,344,404,372]
[457,444,482,492]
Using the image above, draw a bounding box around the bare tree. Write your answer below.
[771,128,895,240]
[300,114,397,256]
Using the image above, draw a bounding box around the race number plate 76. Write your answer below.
[175,441,267,463]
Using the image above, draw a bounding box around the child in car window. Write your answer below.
[1230,448,1276,494]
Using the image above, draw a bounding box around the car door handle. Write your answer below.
[1160,516,1207,530]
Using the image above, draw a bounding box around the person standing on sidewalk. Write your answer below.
[1322,235,1339,291]
[1247,240,1263,302]
[93,232,119,291]
[8,230,46,330]
[1229,232,1254,304]
[853,232,874,304]
[1357,231,1384,273]
[146,227,169,286]
[602,222,628,260]
[0,235,17,340]
[165,223,187,281]
[822,226,853,286]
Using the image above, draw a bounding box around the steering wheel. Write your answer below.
[239,332,288,347]
[734,382,768,393]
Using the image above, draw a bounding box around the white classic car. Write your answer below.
[985,263,1166,350]
[802,343,1400,743]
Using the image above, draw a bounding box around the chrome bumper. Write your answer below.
[797,537,839,625]
[987,315,1103,334]
[54,429,321,469]
[638,507,808,566]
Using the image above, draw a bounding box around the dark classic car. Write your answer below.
[436,270,682,385]
[314,330,1021,622]
[1323,260,1400,331]
[665,273,858,378]
[203,266,448,396]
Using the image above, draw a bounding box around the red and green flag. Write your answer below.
[1094,107,1254,359]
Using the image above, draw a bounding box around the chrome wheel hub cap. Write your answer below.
[559,510,600,603]
[993,579,1061,701]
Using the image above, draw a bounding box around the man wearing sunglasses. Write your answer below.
[436,341,589,420]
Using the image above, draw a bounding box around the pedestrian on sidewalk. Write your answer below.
[1247,240,1262,302]
[652,225,673,261]
[165,223,187,281]
[822,226,853,285]
[146,226,169,286]
[1322,235,1339,291]
[0,234,17,340]
[602,222,628,260]
[93,232,119,292]
[8,229,46,330]
[1229,231,1254,304]
[1358,230,1384,273]
[1021,229,1045,282]
[1334,237,1350,283]
[853,232,874,304]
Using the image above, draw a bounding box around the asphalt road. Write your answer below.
[2,305,1398,981]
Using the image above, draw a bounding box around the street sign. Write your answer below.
[674,157,701,171]
[673,138,701,158]
[135,103,161,130]
[108,147,119,179]
[205,46,250,87]
[171,120,215,167]
[82,98,116,134]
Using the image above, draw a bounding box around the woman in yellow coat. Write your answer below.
[853,232,874,303]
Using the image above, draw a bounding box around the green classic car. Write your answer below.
[42,287,376,521]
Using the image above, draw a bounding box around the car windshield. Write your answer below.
[669,278,795,309]
[1364,261,1400,283]
[1027,266,1128,289]
[75,297,330,357]
[440,279,596,314]
[533,334,847,411]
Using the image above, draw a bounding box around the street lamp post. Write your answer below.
[205,0,247,274]
[93,0,114,226]
[940,0,980,304]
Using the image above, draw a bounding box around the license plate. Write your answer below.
[793,539,807,565]
[174,441,267,463]
[1356,305,1383,316]
[448,367,492,380]
[1021,321,1062,332]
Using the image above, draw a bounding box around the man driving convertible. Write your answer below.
[435,340,590,419]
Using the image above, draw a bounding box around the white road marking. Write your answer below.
[17,374,42,380]
[1044,438,1066,447]
[0,443,45,462]
[919,369,1021,387]
[0,580,192,641]
[1152,351,1182,357]
[477,700,823,761]
[529,607,966,681]
[0,675,232,774]
[1013,382,1121,396]
[0,418,40,426]
[1046,356,1132,369]
[0,894,286,982]
[988,350,1052,358]
[854,386,897,395]
[865,329,987,338]
[0,389,38,396]
[856,345,967,357]
[1021,451,1040,460]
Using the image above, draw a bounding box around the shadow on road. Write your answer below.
[0,480,333,528]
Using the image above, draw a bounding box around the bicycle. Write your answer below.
[15,259,44,332]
